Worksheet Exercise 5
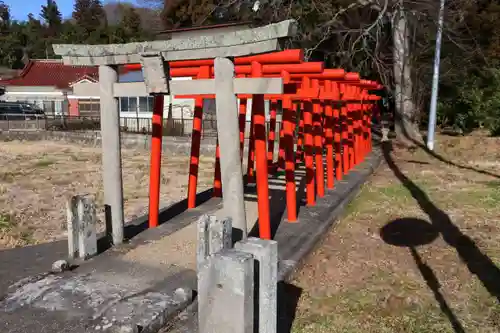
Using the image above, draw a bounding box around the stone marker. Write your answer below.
[66,195,79,259]
[66,194,98,260]
[198,249,254,333]
[235,237,278,333]
[196,215,232,272]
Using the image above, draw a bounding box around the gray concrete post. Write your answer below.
[66,194,98,259]
[235,237,278,333]
[196,215,232,272]
[214,57,247,240]
[198,249,254,333]
[99,65,124,245]
[76,194,97,259]
[66,195,78,259]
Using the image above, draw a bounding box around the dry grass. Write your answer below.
[0,140,215,249]
[291,133,500,333]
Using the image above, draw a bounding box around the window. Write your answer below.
[120,96,154,113]
[139,97,148,112]
[78,99,100,116]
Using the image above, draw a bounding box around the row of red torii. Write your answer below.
[127,49,382,240]
[53,20,382,245]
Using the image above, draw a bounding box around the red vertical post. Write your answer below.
[360,89,367,159]
[213,140,222,197]
[357,87,364,163]
[252,61,271,240]
[324,80,335,189]
[148,94,164,228]
[296,104,304,165]
[352,86,361,166]
[187,66,210,209]
[267,99,278,168]
[340,84,350,175]
[187,97,203,208]
[366,94,373,153]
[332,82,342,181]
[277,126,285,170]
[347,85,355,170]
[303,78,315,206]
[239,98,248,161]
[312,79,325,198]
[283,96,297,222]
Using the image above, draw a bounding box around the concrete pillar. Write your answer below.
[198,249,254,333]
[196,215,232,272]
[214,57,247,240]
[99,65,124,245]
[66,196,78,259]
[66,194,98,259]
[236,237,278,333]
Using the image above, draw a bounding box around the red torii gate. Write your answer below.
[124,49,383,240]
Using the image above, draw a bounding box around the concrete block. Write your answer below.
[209,216,232,255]
[66,194,98,260]
[198,249,254,333]
[66,195,79,259]
[235,237,278,333]
[140,54,170,94]
[196,215,232,272]
[77,194,97,259]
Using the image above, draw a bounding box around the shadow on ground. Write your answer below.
[246,166,308,239]
[381,141,500,319]
[277,282,303,333]
[98,188,214,253]
[416,134,500,179]
[380,218,466,333]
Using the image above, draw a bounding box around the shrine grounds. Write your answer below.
[0,133,499,332]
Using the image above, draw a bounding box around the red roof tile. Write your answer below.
[0,60,98,89]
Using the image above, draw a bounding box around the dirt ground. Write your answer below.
[290,132,500,333]
[0,140,215,249]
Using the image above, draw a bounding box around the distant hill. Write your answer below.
[103,2,163,32]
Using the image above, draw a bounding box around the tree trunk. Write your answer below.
[392,7,421,146]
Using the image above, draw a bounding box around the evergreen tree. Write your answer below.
[0,0,10,32]
[40,0,62,35]
[73,0,106,36]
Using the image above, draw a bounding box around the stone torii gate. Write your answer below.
[52,20,297,246]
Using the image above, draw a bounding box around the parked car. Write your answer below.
[0,102,45,120]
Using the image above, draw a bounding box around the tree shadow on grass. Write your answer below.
[412,134,500,180]
[382,141,500,302]
[380,218,466,333]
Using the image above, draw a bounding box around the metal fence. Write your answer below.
[0,114,284,140]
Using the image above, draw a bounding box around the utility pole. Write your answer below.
[426,0,446,151]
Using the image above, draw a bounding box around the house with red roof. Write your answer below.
[0,59,99,116]
[0,59,197,120]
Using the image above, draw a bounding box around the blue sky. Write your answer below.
[7,0,74,21]
[7,0,142,21]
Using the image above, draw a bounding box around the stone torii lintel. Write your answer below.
[51,20,297,66]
